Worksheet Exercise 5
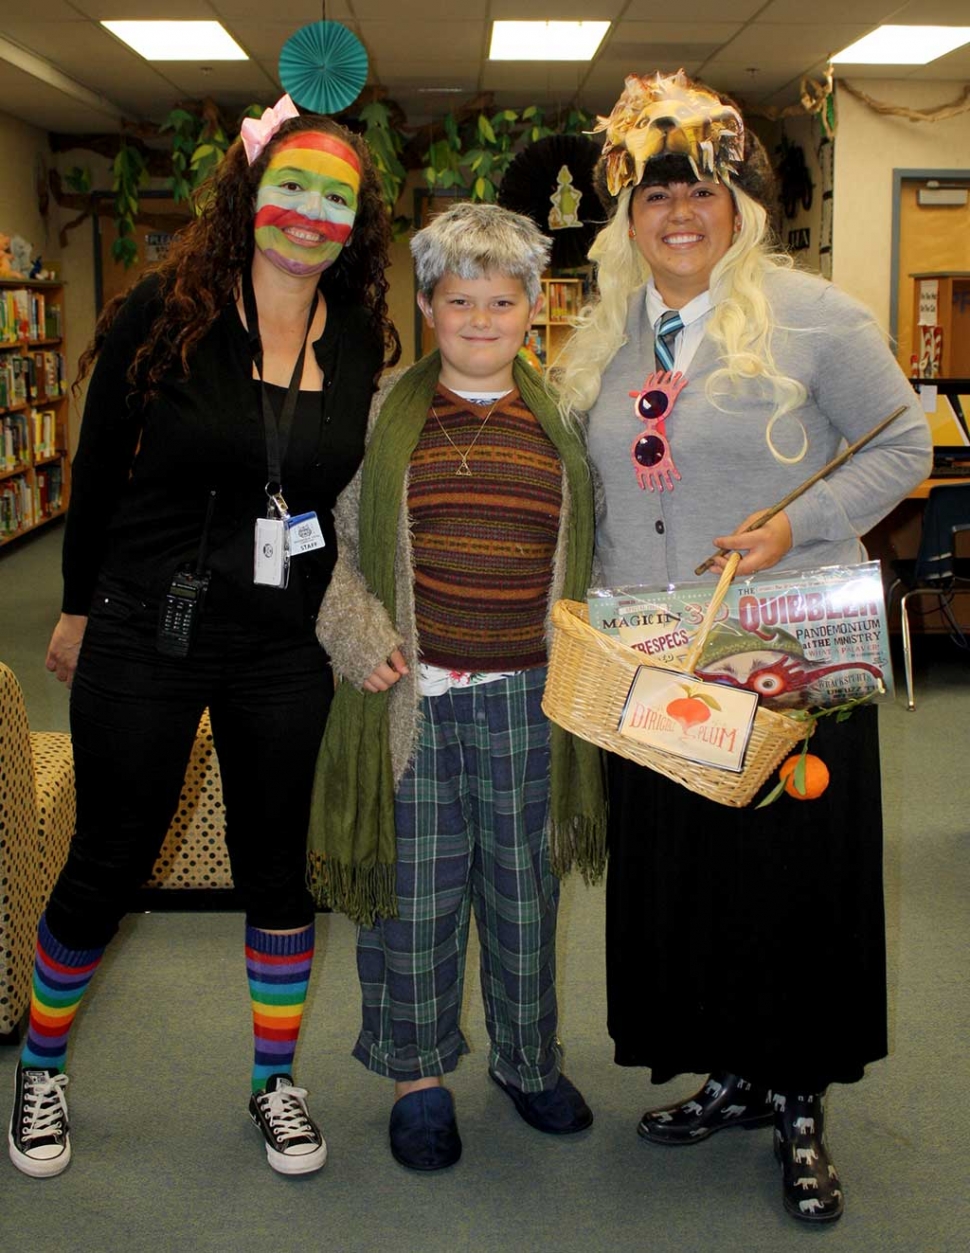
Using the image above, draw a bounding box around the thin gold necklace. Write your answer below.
[430,399,501,477]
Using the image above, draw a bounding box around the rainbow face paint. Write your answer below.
[254,132,361,277]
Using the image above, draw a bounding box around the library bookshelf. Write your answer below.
[525,277,585,371]
[1,278,71,548]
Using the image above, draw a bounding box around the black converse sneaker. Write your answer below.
[8,1064,71,1178]
[249,1074,327,1175]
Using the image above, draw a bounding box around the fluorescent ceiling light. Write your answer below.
[832,25,970,65]
[101,21,248,61]
[489,21,610,62]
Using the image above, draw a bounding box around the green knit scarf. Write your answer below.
[308,351,606,925]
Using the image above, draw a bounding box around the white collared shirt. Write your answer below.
[645,282,715,374]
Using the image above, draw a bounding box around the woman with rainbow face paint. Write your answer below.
[254,130,361,278]
[12,98,400,1184]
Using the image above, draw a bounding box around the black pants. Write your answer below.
[46,577,333,950]
[605,707,888,1093]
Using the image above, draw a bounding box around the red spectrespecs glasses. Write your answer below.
[628,369,688,493]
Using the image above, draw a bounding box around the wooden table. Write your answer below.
[908,475,970,499]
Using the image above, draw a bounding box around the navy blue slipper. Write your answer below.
[489,1071,593,1134]
[389,1087,462,1171]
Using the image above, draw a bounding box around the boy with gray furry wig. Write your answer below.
[311,200,605,1172]
[410,201,550,304]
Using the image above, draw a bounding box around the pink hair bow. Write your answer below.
[240,94,301,165]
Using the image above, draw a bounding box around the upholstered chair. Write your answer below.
[0,662,75,1039]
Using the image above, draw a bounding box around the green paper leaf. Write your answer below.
[756,776,788,808]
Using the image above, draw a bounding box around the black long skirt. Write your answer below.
[605,706,888,1093]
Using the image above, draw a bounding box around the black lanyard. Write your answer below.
[242,266,318,517]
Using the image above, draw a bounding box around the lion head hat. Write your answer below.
[592,69,774,209]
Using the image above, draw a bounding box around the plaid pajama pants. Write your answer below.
[353,667,563,1092]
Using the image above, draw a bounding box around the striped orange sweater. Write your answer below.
[408,386,562,671]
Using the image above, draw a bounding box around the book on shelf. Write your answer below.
[0,280,69,542]
[0,475,34,535]
[43,350,67,397]
[44,303,62,339]
[0,287,62,344]
[0,354,29,406]
[28,291,44,340]
[34,463,63,518]
[545,280,582,322]
[31,407,57,458]
[3,413,30,469]
[1,352,67,406]
[523,328,546,367]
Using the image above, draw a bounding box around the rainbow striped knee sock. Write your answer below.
[246,923,314,1093]
[20,913,105,1073]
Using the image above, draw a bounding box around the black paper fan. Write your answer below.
[499,134,603,269]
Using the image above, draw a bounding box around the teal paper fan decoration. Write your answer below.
[279,21,368,115]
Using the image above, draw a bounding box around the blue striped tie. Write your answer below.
[654,310,684,373]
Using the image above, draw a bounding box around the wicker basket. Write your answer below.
[543,554,811,807]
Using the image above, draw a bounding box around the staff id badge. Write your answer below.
[254,516,290,588]
[286,511,326,556]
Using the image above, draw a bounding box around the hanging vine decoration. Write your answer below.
[747,65,835,138]
[358,100,409,236]
[110,140,148,268]
[422,105,592,204]
[50,90,597,266]
[161,98,239,214]
[837,80,970,124]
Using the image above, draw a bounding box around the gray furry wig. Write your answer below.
[411,202,551,304]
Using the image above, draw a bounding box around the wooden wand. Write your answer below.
[694,404,909,576]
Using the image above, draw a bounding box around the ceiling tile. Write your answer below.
[900,61,970,80]
[699,66,799,97]
[603,22,745,68]
[350,0,487,16]
[376,63,481,90]
[622,0,764,19]
[221,22,329,62]
[189,1,355,19]
[705,25,873,63]
[358,21,486,64]
[158,60,277,103]
[2,0,79,19]
[921,45,970,71]
[489,0,624,16]
[887,0,970,21]
[70,0,216,13]
[834,64,922,81]
[1,23,186,106]
[759,0,894,21]
[0,58,124,131]
[482,62,591,94]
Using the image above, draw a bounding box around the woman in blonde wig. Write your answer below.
[556,71,931,1223]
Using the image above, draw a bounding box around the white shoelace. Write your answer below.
[21,1072,69,1142]
[256,1085,315,1146]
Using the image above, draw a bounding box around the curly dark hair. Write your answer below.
[77,112,401,392]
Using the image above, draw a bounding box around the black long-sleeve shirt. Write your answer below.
[63,275,382,632]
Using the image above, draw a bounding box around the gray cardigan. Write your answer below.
[588,268,933,588]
